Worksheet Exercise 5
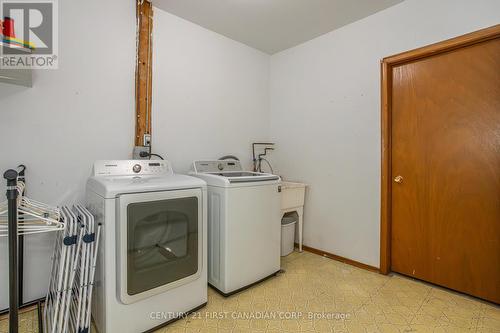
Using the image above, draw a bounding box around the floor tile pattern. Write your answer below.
[1,251,499,332]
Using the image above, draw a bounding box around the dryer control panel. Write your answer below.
[93,160,173,176]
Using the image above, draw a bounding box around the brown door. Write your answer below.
[390,36,500,303]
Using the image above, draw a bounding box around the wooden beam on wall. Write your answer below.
[135,0,153,146]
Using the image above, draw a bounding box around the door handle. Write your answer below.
[394,175,403,184]
[156,244,179,259]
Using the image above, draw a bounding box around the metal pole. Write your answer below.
[16,165,25,308]
[4,169,19,333]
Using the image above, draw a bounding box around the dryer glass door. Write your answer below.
[117,188,203,304]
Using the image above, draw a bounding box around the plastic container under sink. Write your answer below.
[281,215,297,256]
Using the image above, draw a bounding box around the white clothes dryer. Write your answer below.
[86,160,207,333]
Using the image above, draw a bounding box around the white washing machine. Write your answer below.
[86,160,207,333]
[190,160,281,296]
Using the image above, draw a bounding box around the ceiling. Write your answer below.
[152,0,404,54]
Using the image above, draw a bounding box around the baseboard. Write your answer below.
[295,243,380,273]
[0,298,45,318]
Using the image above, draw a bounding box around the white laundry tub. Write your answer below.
[280,181,307,251]
[281,181,306,210]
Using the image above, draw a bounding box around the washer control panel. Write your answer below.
[93,160,173,176]
[193,160,242,173]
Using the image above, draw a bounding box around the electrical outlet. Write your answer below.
[143,134,151,147]
[133,146,150,159]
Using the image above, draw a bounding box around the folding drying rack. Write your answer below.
[2,166,100,333]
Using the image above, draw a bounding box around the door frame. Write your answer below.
[379,24,500,275]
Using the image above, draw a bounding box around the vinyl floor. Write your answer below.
[1,251,499,333]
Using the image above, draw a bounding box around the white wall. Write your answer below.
[0,3,271,309]
[269,0,500,267]
[0,0,136,308]
[1,0,498,310]
[152,9,270,172]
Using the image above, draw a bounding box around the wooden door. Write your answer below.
[388,32,500,303]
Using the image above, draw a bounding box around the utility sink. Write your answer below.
[280,181,307,251]
[281,181,306,210]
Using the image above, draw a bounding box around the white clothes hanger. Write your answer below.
[0,181,64,237]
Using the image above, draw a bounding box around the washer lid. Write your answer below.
[87,174,206,198]
[189,171,280,188]
[206,171,280,183]
[191,160,280,187]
